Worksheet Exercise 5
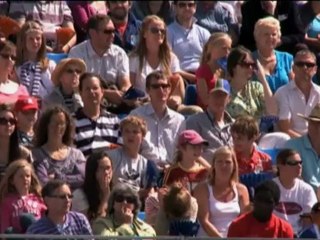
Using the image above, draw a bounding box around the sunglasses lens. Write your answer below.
[0,118,16,125]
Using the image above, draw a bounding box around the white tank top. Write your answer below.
[198,182,241,237]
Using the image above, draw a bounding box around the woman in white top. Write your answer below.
[129,15,185,112]
[15,21,55,100]
[273,148,317,234]
[194,146,249,237]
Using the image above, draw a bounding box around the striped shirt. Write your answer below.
[73,108,120,157]
[26,211,92,236]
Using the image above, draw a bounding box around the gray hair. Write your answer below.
[106,183,141,216]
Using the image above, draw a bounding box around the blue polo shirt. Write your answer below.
[285,135,320,190]
[167,19,210,72]
[112,12,141,53]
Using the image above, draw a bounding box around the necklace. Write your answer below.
[257,50,276,62]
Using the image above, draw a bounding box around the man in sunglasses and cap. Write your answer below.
[285,103,320,190]
[275,49,320,138]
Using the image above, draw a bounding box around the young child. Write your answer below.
[14,96,39,148]
[231,115,272,175]
[0,159,46,233]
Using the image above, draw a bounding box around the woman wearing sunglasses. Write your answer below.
[43,58,86,113]
[129,15,189,113]
[92,183,156,237]
[0,104,32,180]
[226,46,276,120]
[273,148,317,235]
[0,40,29,105]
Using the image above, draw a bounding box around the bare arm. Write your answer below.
[61,21,77,53]
[118,75,131,92]
[179,70,196,84]
[197,78,210,107]
[277,119,302,138]
[236,183,250,213]
[129,72,137,87]
[305,35,320,51]
[193,183,222,237]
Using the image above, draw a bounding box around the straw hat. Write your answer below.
[297,103,320,122]
[51,58,86,86]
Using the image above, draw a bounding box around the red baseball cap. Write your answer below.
[14,96,39,112]
[178,130,208,146]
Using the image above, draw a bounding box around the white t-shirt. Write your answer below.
[129,52,180,92]
[273,177,317,233]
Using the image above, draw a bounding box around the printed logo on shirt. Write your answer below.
[274,201,303,215]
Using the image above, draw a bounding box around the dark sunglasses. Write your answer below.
[0,53,17,61]
[149,27,166,35]
[178,2,196,8]
[65,68,82,74]
[295,62,316,68]
[285,160,302,166]
[150,83,171,90]
[99,28,116,35]
[0,117,16,125]
[238,61,256,69]
[48,194,73,200]
[114,195,135,204]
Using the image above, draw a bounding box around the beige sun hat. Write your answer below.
[297,103,320,122]
[51,58,86,86]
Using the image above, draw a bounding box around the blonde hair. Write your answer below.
[16,20,49,70]
[254,16,281,42]
[200,32,231,65]
[210,146,239,186]
[120,115,147,137]
[131,15,171,76]
[0,159,42,202]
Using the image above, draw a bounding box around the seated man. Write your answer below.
[130,71,185,168]
[231,115,272,175]
[228,180,294,238]
[69,14,131,112]
[186,79,233,162]
[275,49,320,138]
[73,72,121,158]
[167,1,210,83]
[285,103,320,190]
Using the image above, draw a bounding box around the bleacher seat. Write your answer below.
[184,84,197,105]
[47,53,68,64]
[138,211,145,221]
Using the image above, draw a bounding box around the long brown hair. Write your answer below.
[16,20,49,70]
[131,15,172,76]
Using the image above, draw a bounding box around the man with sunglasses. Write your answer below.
[106,1,141,53]
[285,103,320,191]
[130,71,185,168]
[275,49,320,138]
[167,1,210,84]
[69,14,131,111]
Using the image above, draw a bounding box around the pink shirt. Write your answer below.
[0,193,46,233]
[0,85,29,105]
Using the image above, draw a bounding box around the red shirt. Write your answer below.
[236,147,272,175]
[163,163,209,192]
[227,212,294,238]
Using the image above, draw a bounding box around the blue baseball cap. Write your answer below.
[210,79,231,95]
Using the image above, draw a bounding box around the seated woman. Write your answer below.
[92,183,156,237]
[32,105,86,191]
[273,148,317,235]
[194,146,250,237]
[0,159,46,233]
[27,179,92,235]
[107,116,157,200]
[72,151,113,222]
[0,104,32,179]
[196,32,232,109]
[163,129,210,192]
[226,46,276,120]
[43,58,86,113]
[129,15,199,114]
[252,16,293,94]
[15,21,55,99]
[0,40,28,105]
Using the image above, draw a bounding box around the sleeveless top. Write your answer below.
[198,182,240,237]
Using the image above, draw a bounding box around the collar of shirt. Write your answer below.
[173,17,197,31]
[206,108,234,126]
[145,103,173,119]
[87,40,115,58]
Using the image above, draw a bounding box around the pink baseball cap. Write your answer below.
[178,130,209,146]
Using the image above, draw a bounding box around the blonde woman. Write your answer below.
[15,20,56,99]
[129,15,186,112]
[252,16,293,93]
[196,32,232,109]
[0,159,46,233]
[194,146,249,237]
